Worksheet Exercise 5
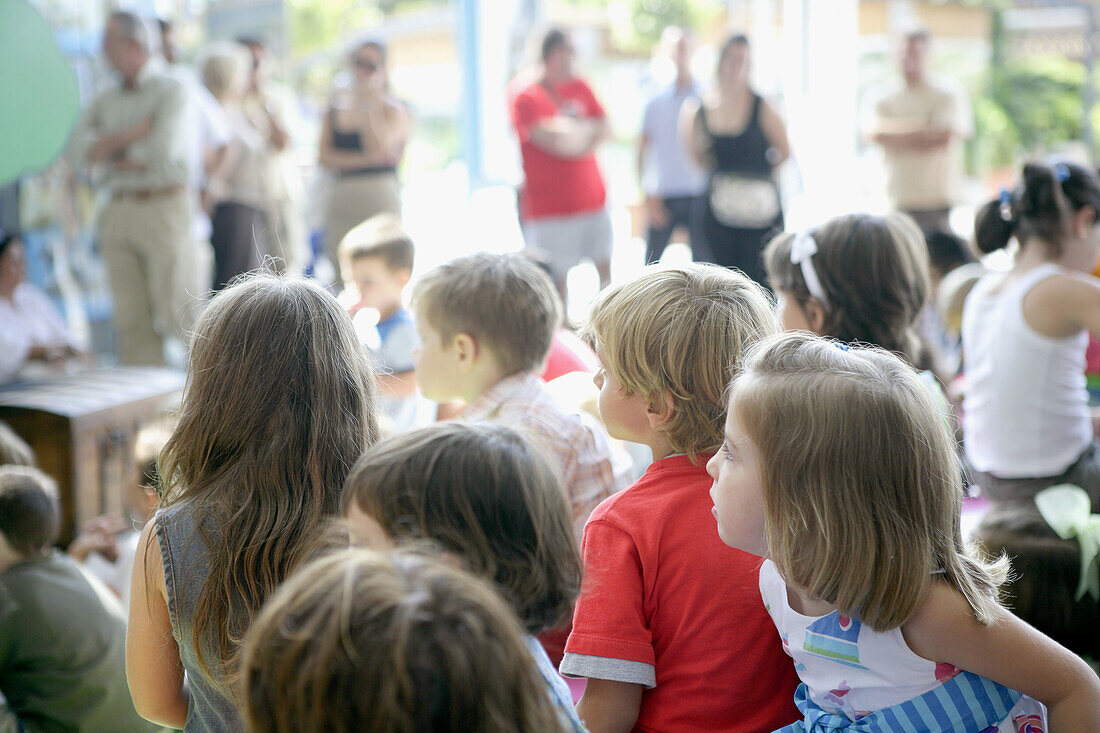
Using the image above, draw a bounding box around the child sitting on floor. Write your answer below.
[339,213,422,432]
[710,331,1099,730]
[561,264,800,732]
[0,466,163,732]
[342,421,585,731]
[241,548,569,733]
[410,252,631,541]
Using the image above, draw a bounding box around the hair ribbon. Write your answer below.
[998,188,1013,223]
[1035,484,1100,601]
[1055,163,1071,183]
[790,232,829,308]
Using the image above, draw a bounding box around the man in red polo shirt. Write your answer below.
[511,28,612,307]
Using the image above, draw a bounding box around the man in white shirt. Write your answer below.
[870,29,972,235]
[70,12,192,366]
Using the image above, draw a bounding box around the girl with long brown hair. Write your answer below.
[126,274,379,731]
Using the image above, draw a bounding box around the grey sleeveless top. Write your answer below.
[156,504,243,732]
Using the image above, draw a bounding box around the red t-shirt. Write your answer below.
[511,77,608,220]
[541,329,599,383]
[563,455,800,732]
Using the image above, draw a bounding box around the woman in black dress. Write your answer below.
[683,34,790,287]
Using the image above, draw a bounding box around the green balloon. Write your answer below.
[0,0,80,184]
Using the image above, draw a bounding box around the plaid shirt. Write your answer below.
[462,372,633,541]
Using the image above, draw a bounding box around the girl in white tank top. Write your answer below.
[962,161,1100,511]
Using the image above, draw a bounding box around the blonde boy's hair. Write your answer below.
[583,264,779,461]
[240,548,567,733]
[412,253,561,377]
[731,332,1008,631]
[338,213,415,272]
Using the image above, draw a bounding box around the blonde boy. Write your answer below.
[339,214,419,429]
[561,264,799,732]
[411,252,632,541]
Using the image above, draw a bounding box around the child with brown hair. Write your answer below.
[339,213,421,430]
[240,548,569,733]
[411,252,631,542]
[126,274,379,731]
[709,331,1100,730]
[764,212,936,373]
[561,263,799,732]
[0,466,162,732]
[342,421,585,731]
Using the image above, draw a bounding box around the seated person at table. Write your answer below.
[338,214,420,432]
[0,230,86,384]
[0,466,162,732]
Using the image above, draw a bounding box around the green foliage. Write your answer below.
[288,0,380,57]
[994,54,1085,152]
[973,53,1096,170]
[564,0,723,54]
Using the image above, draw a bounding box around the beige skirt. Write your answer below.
[323,171,401,266]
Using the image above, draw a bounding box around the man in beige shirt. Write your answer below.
[71,11,192,366]
[871,29,972,235]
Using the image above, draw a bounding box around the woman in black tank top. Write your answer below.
[684,34,790,288]
[318,40,410,280]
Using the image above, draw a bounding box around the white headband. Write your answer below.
[790,232,829,308]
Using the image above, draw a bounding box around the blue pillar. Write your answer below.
[458,0,484,190]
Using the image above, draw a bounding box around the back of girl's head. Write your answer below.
[341,422,580,634]
[976,160,1100,257]
[764,213,931,368]
[241,549,567,733]
[158,274,379,685]
[731,331,1007,631]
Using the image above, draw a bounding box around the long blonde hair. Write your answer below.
[732,332,1007,631]
[155,274,378,690]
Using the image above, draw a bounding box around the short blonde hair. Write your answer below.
[412,253,560,377]
[201,42,249,100]
[582,264,779,462]
[731,332,1007,631]
[338,214,415,272]
[240,548,567,733]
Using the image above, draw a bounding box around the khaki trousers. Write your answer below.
[323,171,401,269]
[98,189,194,365]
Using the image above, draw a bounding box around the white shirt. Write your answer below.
[962,264,1092,477]
[0,282,77,383]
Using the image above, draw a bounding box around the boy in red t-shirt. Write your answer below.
[562,264,800,732]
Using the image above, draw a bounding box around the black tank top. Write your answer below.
[329,108,362,151]
[701,94,772,177]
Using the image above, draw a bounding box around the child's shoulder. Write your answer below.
[588,456,710,525]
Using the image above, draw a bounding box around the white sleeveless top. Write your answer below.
[961,263,1091,478]
[758,561,957,721]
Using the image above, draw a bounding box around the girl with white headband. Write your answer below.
[762,212,937,375]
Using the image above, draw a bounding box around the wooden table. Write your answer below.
[0,368,185,545]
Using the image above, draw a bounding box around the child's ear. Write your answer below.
[803,298,827,334]
[395,267,413,288]
[1074,205,1097,237]
[453,332,480,373]
[645,391,676,429]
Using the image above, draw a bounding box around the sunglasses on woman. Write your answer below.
[353,57,378,72]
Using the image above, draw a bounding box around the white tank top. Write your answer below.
[758,560,956,721]
[962,263,1091,478]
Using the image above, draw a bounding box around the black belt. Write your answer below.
[337,166,397,178]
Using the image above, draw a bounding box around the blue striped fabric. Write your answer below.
[774,671,1021,732]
